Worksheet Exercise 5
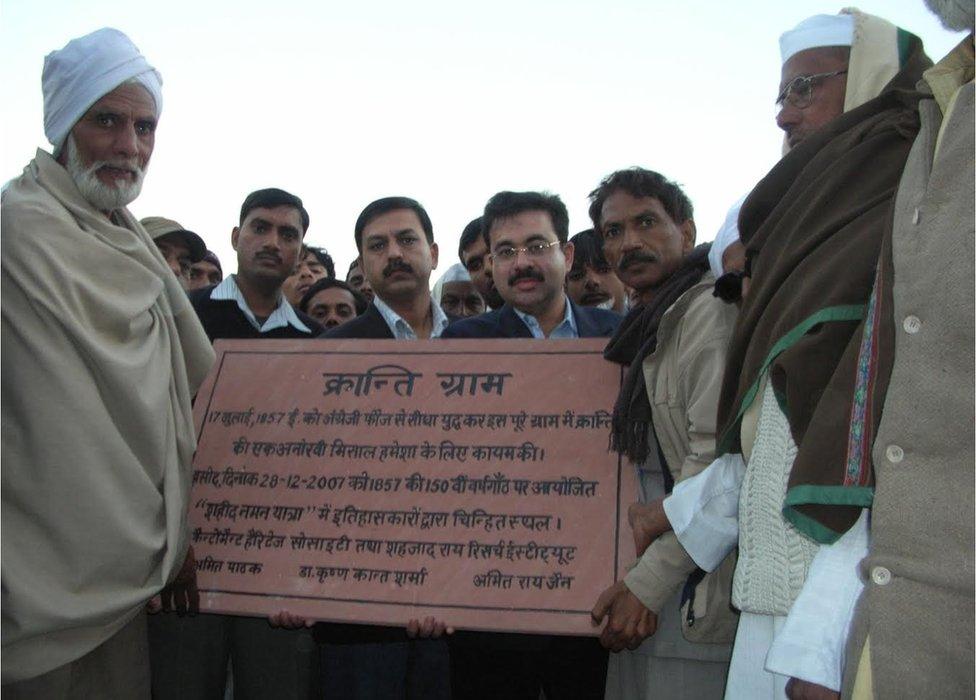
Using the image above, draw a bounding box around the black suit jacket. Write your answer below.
[317,303,394,339]
[440,298,621,339]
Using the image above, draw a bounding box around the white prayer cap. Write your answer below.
[432,263,472,304]
[708,194,746,279]
[779,14,855,64]
[42,28,163,155]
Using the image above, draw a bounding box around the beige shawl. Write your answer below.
[1,149,214,681]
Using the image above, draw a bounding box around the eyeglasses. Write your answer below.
[775,70,847,109]
[489,240,561,263]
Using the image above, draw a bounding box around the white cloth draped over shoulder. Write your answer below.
[1,149,214,682]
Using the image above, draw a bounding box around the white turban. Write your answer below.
[432,263,472,304]
[708,194,747,279]
[779,14,854,64]
[42,27,163,155]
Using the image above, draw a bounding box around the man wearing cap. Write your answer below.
[620,10,933,699]
[141,216,207,289]
[1,28,214,697]
[189,250,223,290]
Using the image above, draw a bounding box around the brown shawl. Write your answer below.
[716,37,930,544]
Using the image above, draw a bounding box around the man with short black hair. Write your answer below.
[458,215,504,310]
[141,216,207,289]
[566,229,629,314]
[282,244,335,306]
[299,277,366,329]
[588,167,738,700]
[443,191,620,341]
[188,187,321,341]
[442,191,619,700]
[316,195,451,700]
[322,196,446,340]
[149,187,321,700]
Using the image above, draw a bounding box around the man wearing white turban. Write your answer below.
[619,9,933,700]
[1,27,214,698]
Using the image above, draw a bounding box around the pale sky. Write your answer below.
[1,0,965,283]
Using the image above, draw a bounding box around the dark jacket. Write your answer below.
[440,298,621,339]
[189,285,321,341]
[317,303,393,339]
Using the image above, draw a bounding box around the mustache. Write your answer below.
[92,160,143,178]
[508,269,544,286]
[383,260,415,277]
[617,250,657,272]
[255,251,282,264]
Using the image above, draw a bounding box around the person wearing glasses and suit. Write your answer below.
[441,190,620,700]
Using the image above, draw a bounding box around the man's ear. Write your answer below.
[430,242,439,271]
[680,219,697,252]
[231,227,240,251]
[562,241,575,271]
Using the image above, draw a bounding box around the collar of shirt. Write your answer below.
[372,294,449,339]
[210,275,311,334]
[923,37,975,115]
[513,295,578,339]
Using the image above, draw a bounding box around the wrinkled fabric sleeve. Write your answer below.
[663,453,745,573]
[624,333,730,613]
[764,509,869,690]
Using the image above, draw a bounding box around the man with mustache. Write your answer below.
[441,191,620,700]
[566,228,629,314]
[458,215,505,310]
[588,167,739,700]
[610,11,936,700]
[321,196,449,340]
[187,188,322,342]
[317,195,452,699]
[2,28,214,696]
[148,188,321,699]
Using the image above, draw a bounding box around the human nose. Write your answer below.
[776,103,800,133]
[113,124,140,159]
[584,271,602,290]
[620,226,643,252]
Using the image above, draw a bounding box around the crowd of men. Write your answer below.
[1,1,973,699]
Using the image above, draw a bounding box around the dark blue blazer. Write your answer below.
[440,298,621,339]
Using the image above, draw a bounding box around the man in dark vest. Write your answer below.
[149,187,321,700]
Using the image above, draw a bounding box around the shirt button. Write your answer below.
[871,566,892,586]
[885,444,904,463]
[903,316,922,334]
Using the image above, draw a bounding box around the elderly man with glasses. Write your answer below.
[616,10,934,700]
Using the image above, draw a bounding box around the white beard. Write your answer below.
[64,135,145,211]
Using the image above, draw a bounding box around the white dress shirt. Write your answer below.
[373,295,449,339]
[512,295,578,338]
